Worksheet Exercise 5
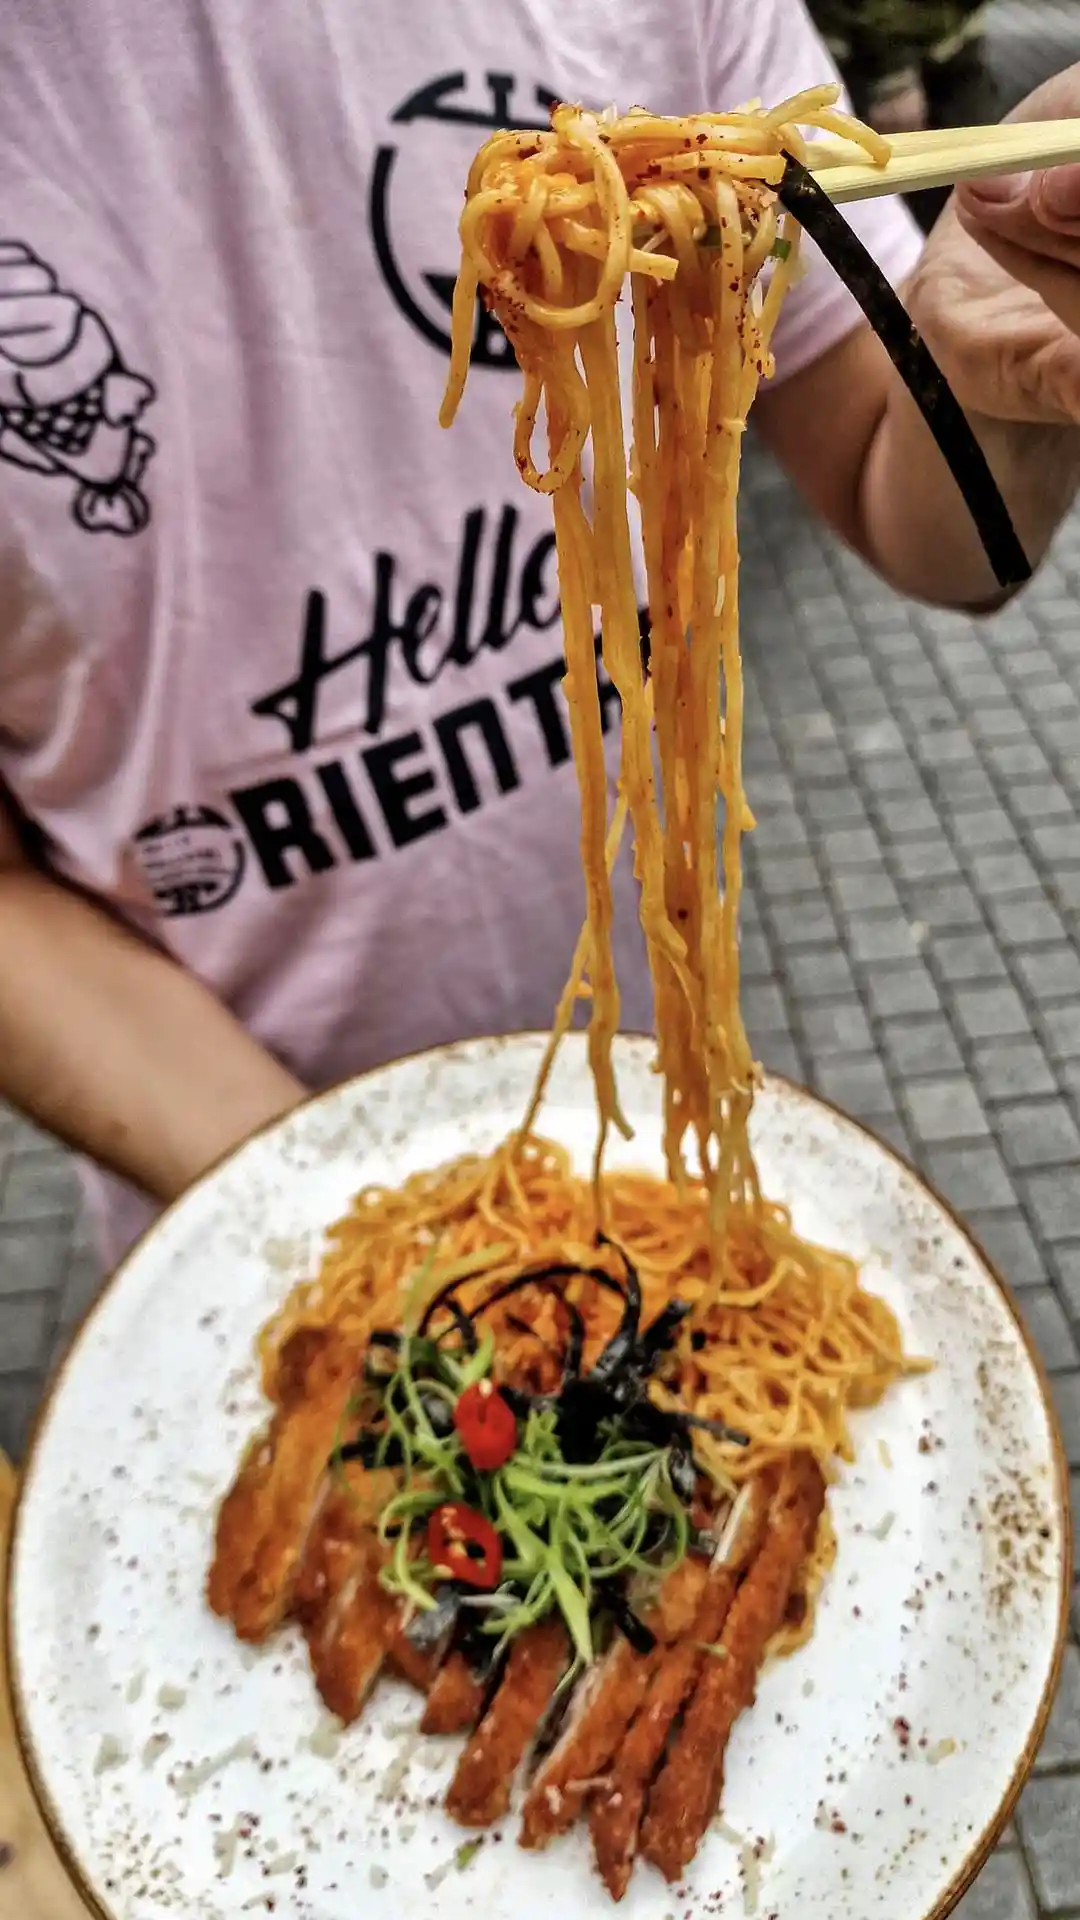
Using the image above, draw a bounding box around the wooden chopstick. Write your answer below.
[806,118,1080,203]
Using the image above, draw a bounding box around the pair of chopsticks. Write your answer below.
[806,119,1080,203]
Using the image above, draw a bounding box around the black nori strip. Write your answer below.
[429,1297,480,1354]
[669,1445,698,1504]
[418,1260,621,1339]
[589,1237,643,1381]
[776,154,1031,593]
[597,1586,657,1655]
[630,1298,693,1370]
[334,1431,405,1468]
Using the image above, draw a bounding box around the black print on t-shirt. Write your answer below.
[251,503,560,750]
[128,505,647,915]
[0,240,156,535]
[133,805,246,918]
[370,71,557,365]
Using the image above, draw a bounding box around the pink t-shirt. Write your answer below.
[0,0,922,1265]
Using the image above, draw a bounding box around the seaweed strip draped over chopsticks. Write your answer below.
[777,154,1031,594]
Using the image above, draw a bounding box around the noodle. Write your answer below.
[259,90,924,1585]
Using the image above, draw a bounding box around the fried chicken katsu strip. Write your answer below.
[313,1537,406,1721]
[446,1617,569,1827]
[208,1326,360,1641]
[289,1464,404,1721]
[640,1456,826,1884]
[588,1481,772,1899]
[389,1630,449,1694]
[421,1650,487,1735]
[519,1556,709,1849]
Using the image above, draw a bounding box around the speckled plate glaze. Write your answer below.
[7,1034,1070,1920]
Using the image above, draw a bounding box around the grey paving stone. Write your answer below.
[756,854,821,900]
[760,1035,805,1085]
[877,796,941,839]
[1017,946,1080,1006]
[975,706,1035,742]
[881,1016,966,1079]
[783,949,857,1002]
[819,826,884,869]
[985,739,1053,779]
[742,984,792,1037]
[1018,1774,1080,1912]
[933,766,999,809]
[857,751,923,793]
[810,1056,896,1119]
[0,1291,52,1374]
[905,1078,990,1146]
[846,915,921,965]
[966,1212,1047,1293]
[1,1147,79,1225]
[832,869,902,913]
[922,1144,1016,1214]
[916,729,978,770]
[1014,1285,1080,1375]
[0,1221,74,1298]
[952,984,1034,1045]
[800,1000,874,1057]
[58,1233,102,1335]
[866,1110,914,1158]
[1024,1169,1080,1248]
[987,896,1070,948]
[932,932,1009,985]
[970,851,1044,898]
[950,1850,1034,1920]
[1038,1000,1080,1064]
[1008,783,1074,824]
[891,838,962,883]
[948,808,1020,854]
[996,1099,1080,1173]
[740,931,774,981]
[971,1040,1058,1104]
[1049,1244,1080,1325]
[0,1373,39,1464]
[1046,868,1080,913]
[864,963,942,1020]
[903,880,986,930]
[767,899,840,950]
[1047,1375,1080,1473]
[802,784,868,826]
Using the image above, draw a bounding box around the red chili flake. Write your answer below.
[427,1502,503,1591]
[454,1379,517,1471]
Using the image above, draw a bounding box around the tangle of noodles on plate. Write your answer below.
[255,88,925,1622]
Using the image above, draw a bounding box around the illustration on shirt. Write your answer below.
[371,71,556,366]
[132,805,247,917]
[0,239,156,536]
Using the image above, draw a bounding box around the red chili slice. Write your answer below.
[453,1379,518,1471]
[426,1501,503,1591]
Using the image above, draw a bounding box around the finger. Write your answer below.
[956,165,1080,270]
[953,59,1080,260]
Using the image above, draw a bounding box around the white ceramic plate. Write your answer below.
[7,1034,1070,1920]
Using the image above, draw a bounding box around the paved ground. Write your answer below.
[4,5,1080,1915]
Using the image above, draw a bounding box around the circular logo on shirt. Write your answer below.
[132,804,246,917]
[370,71,556,365]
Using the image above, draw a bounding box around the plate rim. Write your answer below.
[4,1030,1073,1920]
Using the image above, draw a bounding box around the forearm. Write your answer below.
[0,867,305,1201]
[857,376,1080,609]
